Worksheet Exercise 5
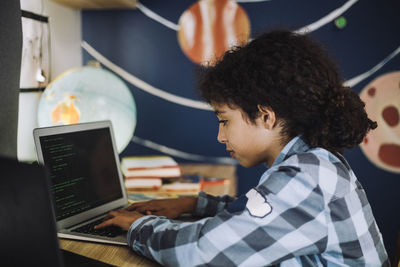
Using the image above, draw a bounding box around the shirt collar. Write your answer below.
[271,135,310,167]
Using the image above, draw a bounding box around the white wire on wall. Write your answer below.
[344,46,400,87]
[82,0,398,162]
[81,40,399,111]
[136,2,179,31]
[235,0,271,2]
[81,41,212,111]
[82,41,399,162]
[294,0,358,34]
[132,136,237,164]
[137,0,359,35]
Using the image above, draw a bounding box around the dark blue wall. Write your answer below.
[82,0,400,260]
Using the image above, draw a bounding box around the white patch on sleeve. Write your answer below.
[245,188,272,218]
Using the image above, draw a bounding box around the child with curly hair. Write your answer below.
[96,29,389,266]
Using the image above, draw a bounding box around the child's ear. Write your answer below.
[257,105,276,130]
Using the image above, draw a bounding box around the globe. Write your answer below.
[37,66,137,153]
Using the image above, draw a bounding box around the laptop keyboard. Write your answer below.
[72,218,125,238]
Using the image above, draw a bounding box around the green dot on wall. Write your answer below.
[334,16,347,29]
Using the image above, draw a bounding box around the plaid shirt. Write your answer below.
[127,136,389,266]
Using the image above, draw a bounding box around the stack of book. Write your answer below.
[121,155,182,191]
[162,175,202,194]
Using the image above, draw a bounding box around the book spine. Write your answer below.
[125,165,180,171]
[121,167,182,178]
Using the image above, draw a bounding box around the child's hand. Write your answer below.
[126,197,198,219]
[94,209,144,231]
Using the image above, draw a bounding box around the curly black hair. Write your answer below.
[197,29,377,153]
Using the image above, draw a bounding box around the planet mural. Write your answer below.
[359,71,400,173]
[177,0,250,66]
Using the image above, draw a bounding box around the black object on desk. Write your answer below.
[62,249,113,267]
[0,157,112,267]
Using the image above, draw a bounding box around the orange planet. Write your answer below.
[359,71,400,173]
[177,0,250,65]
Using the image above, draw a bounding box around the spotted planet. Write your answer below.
[359,71,400,173]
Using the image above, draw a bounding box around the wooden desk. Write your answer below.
[60,239,160,266]
[60,164,237,266]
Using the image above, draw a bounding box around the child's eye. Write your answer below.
[219,120,228,126]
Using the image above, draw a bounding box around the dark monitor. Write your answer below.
[0,157,112,267]
[0,157,63,266]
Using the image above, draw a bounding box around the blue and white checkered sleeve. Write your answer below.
[127,167,328,266]
[193,191,237,217]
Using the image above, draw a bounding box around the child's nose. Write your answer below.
[217,125,227,144]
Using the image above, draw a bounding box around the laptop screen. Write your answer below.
[39,127,123,221]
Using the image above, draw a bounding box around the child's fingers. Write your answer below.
[135,205,159,214]
[126,201,147,211]
[126,200,161,210]
[94,218,115,229]
[102,209,119,220]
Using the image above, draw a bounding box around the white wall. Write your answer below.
[44,0,83,78]
[20,0,82,79]
[18,0,82,161]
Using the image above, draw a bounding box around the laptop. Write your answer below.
[0,156,112,266]
[33,120,129,245]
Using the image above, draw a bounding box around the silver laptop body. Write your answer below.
[34,120,128,245]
